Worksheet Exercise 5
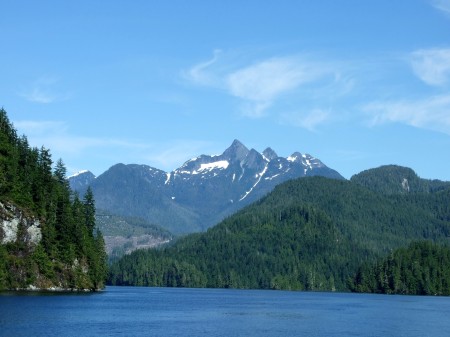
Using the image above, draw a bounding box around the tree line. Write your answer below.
[351,241,450,295]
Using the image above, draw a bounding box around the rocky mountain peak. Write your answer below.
[68,170,96,194]
[222,139,250,162]
[242,148,266,171]
[262,147,278,161]
[287,152,303,163]
[68,170,96,179]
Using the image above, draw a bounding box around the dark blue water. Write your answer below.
[1,286,450,336]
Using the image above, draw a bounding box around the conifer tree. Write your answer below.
[0,108,108,290]
[83,186,96,234]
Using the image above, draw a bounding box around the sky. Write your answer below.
[1,0,450,180]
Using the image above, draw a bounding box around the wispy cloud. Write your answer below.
[13,119,218,174]
[19,76,71,104]
[23,88,57,104]
[13,120,115,155]
[13,120,67,135]
[361,47,450,135]
[185,51,341,120]
[432,0,450,15]
[184,49,223,87]
[185,49,450,134]
[226,57,329,118]
[364,47,450,134]
[411,48,450,86]
[364,94,450,135]
[13,119,163,175]
[281,109,330,132]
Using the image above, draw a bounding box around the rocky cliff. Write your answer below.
[1,201,42,247]
[0,201,97,292]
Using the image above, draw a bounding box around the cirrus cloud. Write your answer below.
[186,49,223,87]
[411,48,450,86]
[364,94,450,135]
[19,76,72,104]
[13,119,220,175]
[22,87,57,104]
[432,0,450,15]
[226,57,330,118]
[185,51,340,121]
[281,109,330,132]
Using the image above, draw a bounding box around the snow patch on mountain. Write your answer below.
[265,173,281,181]
[239,164,268,201]
[165,172,171,185]
[198,160,229,172]
[287,155,298,162]
[68,170,92,179]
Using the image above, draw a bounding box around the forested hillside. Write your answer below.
[0,108,107,291]
[351,241,450,295]
[109,173,450,291]
[110,205,350,290]
[351,165,450,194]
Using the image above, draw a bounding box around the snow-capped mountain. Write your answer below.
[68,170,96,194]
[69,139,343,234]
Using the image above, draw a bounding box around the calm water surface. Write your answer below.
[1,286,450,336]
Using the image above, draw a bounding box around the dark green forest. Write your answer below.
[109,171,450,292]
[0,108,107,291]
[350,165,450,194]
[351,241,450,295]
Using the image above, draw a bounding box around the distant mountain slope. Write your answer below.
[350,165,450,194]
[108,172,450,291]
[95,210,172,262]
[70,139,343,234]
[68,170,96,196]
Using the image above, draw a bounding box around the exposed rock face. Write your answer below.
[402,178,410,192]
[0,201,97,292]
[0,201,42,246]
[104,234,171,255]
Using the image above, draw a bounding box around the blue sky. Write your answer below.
[2,0,450,180]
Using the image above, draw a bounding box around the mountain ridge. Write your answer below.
[70,139,343,234]
[350,165,450,195]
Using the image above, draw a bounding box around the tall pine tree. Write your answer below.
[0,108,108,291]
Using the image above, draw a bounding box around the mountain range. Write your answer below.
[108,165,450,291]
[69,139,343,234]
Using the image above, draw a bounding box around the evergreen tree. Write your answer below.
[54,158,69,187]
[83,187,96,234]
[351,241,450,295]
[0,108,108,291]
